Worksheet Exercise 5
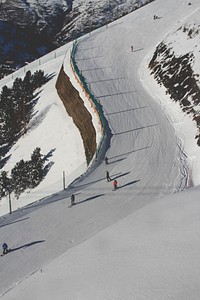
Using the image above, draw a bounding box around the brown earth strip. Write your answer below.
[55,65,96,165]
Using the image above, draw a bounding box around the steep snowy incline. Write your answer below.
[1,0,200,297]
[73,0,195,205]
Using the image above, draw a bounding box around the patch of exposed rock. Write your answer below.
[149,40,200,146]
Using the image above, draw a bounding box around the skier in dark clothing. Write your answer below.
[2,243,8,255]
[106,171,111,182]
[71,194,75,206]
[105,157,108,165]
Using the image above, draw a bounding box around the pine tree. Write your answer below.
[11,77,25,134]
[0,85,12,111]
[0,85,13,145]
[0,171,11,198]
[0,70,47,148]
[23,70,34,96]
[11,159,29,198]
[32,70,46,89]
[29,147,44,188]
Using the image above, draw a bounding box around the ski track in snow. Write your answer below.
[1,0,200,297]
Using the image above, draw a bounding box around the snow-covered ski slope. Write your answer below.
[1,0,200,298]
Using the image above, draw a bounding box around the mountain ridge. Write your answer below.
[0,0,153,76]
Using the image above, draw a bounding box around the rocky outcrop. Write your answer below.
[149,41,200,146]
[0,0,67,36]
[56,65,96,165]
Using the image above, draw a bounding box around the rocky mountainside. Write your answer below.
[149,11,200,146]
[0,0,153,77]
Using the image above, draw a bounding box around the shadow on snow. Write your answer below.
[76,193,105,205]
[9,240,45,253]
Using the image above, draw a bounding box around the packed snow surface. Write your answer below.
[1,0,200,299]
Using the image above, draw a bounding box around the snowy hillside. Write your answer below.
[0,43,102,216]
[1,0,200,299]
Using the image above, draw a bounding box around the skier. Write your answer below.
[105,157,108,165]
[113,179,118,190]
[71,194,75,206]
[131,45,134,52]
[2,243,9,255]
[106,171,111,182]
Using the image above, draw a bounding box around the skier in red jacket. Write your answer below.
[113,180,118,190]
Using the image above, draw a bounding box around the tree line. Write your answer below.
[0,70,50,199]
[0,69,47,148]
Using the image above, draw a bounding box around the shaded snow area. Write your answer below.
[1,0,200,299]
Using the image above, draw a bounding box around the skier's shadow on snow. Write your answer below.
[72,178,105,189]
[109,146,150,160]
[0,217,29,228]
[106,108,135,116]
[108,157,126,164]
[88,77,125,84]
[115,124,158,136]
[112,171,130,180]
[96,91,136,99]
[118,180,140,189]
[76,55,104,61]
[76,194,105,205]
[132,48,144,53]
[72,173,120,189]
[9,240,45,252]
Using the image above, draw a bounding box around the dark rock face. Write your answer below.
[0,0,68,77]
[0,20,54,76]
[0,0,67,36]
[0,0,154,76]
